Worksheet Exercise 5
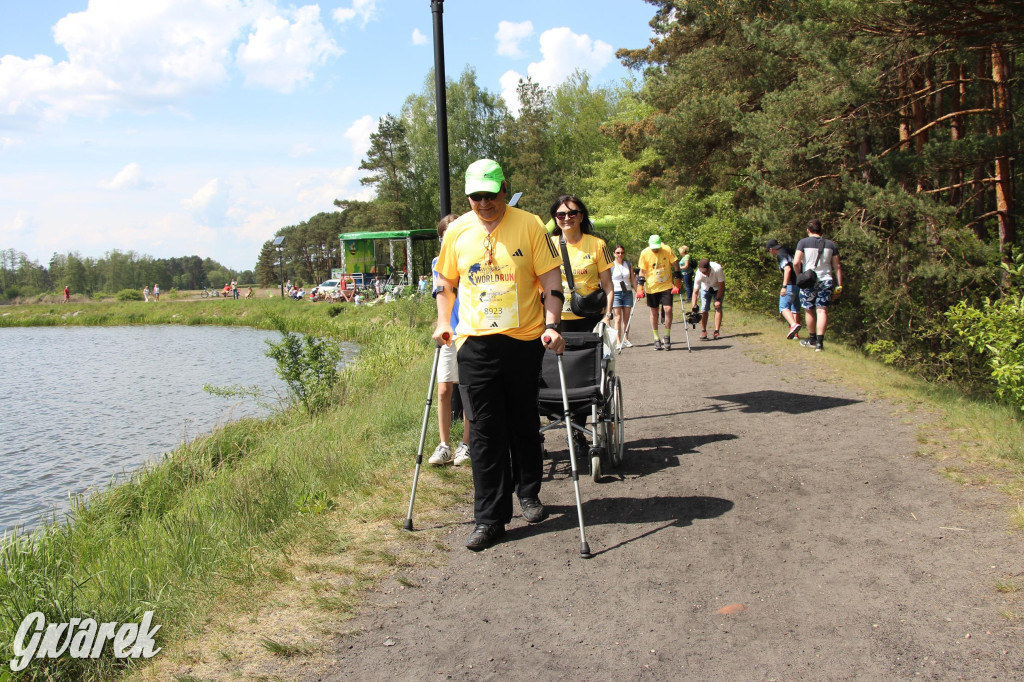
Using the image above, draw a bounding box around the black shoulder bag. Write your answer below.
[560,237,607,316]
[797,238,824,289]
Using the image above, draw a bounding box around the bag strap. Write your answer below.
[559,237,577,293]
[813,238,824,268]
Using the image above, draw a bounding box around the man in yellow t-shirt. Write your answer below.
[637,234,679,350]
[433,159,565,552]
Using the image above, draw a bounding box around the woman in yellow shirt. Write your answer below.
[548,194,614,333]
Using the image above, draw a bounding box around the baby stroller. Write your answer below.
[538,324,625,482]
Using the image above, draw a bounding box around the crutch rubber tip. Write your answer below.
[580,542,592,558]
[403,519,413,531]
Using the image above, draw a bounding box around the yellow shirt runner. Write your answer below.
[638,244,677,294]
[436,207,560,341]
[552,233,613,320]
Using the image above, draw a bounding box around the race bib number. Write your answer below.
[465,263,519,331]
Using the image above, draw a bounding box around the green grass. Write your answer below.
[0,295,469,681]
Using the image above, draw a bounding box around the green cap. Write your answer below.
[465,159,505,195]
[648,234,662,249]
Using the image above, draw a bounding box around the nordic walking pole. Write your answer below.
[404,333,449,531]
[544,333,592,559]
[680,299,691,352]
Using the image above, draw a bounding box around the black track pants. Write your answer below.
[457,334,545,526]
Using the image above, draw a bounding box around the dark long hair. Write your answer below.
[549,194,594,237]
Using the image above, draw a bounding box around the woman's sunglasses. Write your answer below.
[554,209,581,220]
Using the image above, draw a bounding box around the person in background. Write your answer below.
[793,218,843,352]
[432,158,564,551]
[340,275,354,302]
[678,245,695,302]
[610,244,636,350]
[691,259,725,340]
[637,234,678,350]
[153,283,160,301]
[63,285,70,303]
[428,214,471,468]
[231,279,239,299]
[765,239,802,340]
[143,286,149,302]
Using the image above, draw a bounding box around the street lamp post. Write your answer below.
[273,236,285,298]
[430,0,451,218]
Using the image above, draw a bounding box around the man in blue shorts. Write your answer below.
[691,259,725,340]
[793,219,843,352]
[766,239,801,340]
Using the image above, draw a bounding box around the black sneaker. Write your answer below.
[664,339,671,351]
[465,523,505,551]
[800,339,815,348]
[519,497,547,523]
[815,340,824,352]
[653,339,663,350]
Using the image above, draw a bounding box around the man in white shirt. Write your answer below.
[691,259,725,340]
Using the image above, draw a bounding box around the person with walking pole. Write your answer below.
[637,234,679,350]
[432,159,565,552]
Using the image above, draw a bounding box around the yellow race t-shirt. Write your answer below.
[638,245,677,294]
[436,206,560,341]
[551,233,613,320]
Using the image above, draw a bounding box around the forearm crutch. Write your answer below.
[546,334,593,558]
[403,335,447,531]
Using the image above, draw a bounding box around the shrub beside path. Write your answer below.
[320,327,1023,680]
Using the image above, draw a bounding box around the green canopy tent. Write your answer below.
[338,229,438,283]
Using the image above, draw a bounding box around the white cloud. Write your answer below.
[0,137,22,153]
[296,166,369,208]
[100,162,152,190]
[411,28,428,46]
[236,6,341,93]
[333,0,378,28]
[495,21,533,58]
[499,70,525,117]
[0,1,341,125]
[182,177,229,226]
[344,114,376,165]
[289,142,316,158]
[0,211,36,241]
[527,27,614,87]
[497,27,615,114]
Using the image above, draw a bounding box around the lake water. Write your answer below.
[0,325,353,537]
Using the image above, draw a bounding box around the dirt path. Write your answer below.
[319,328,1023,681]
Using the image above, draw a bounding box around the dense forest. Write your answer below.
[4,1,1021,406]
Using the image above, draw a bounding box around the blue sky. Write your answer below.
[0,0,656,271]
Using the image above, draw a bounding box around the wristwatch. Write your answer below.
[544,322,562,333]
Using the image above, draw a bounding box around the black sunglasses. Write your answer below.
[468,192,498,202]
[554,209,581,220]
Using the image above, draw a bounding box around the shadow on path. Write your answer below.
[626,390,862,422]
[507,494,735,556]
[708,389,861,415]
[543,433,737,480]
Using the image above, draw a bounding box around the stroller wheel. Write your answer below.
[591,455,602,483]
